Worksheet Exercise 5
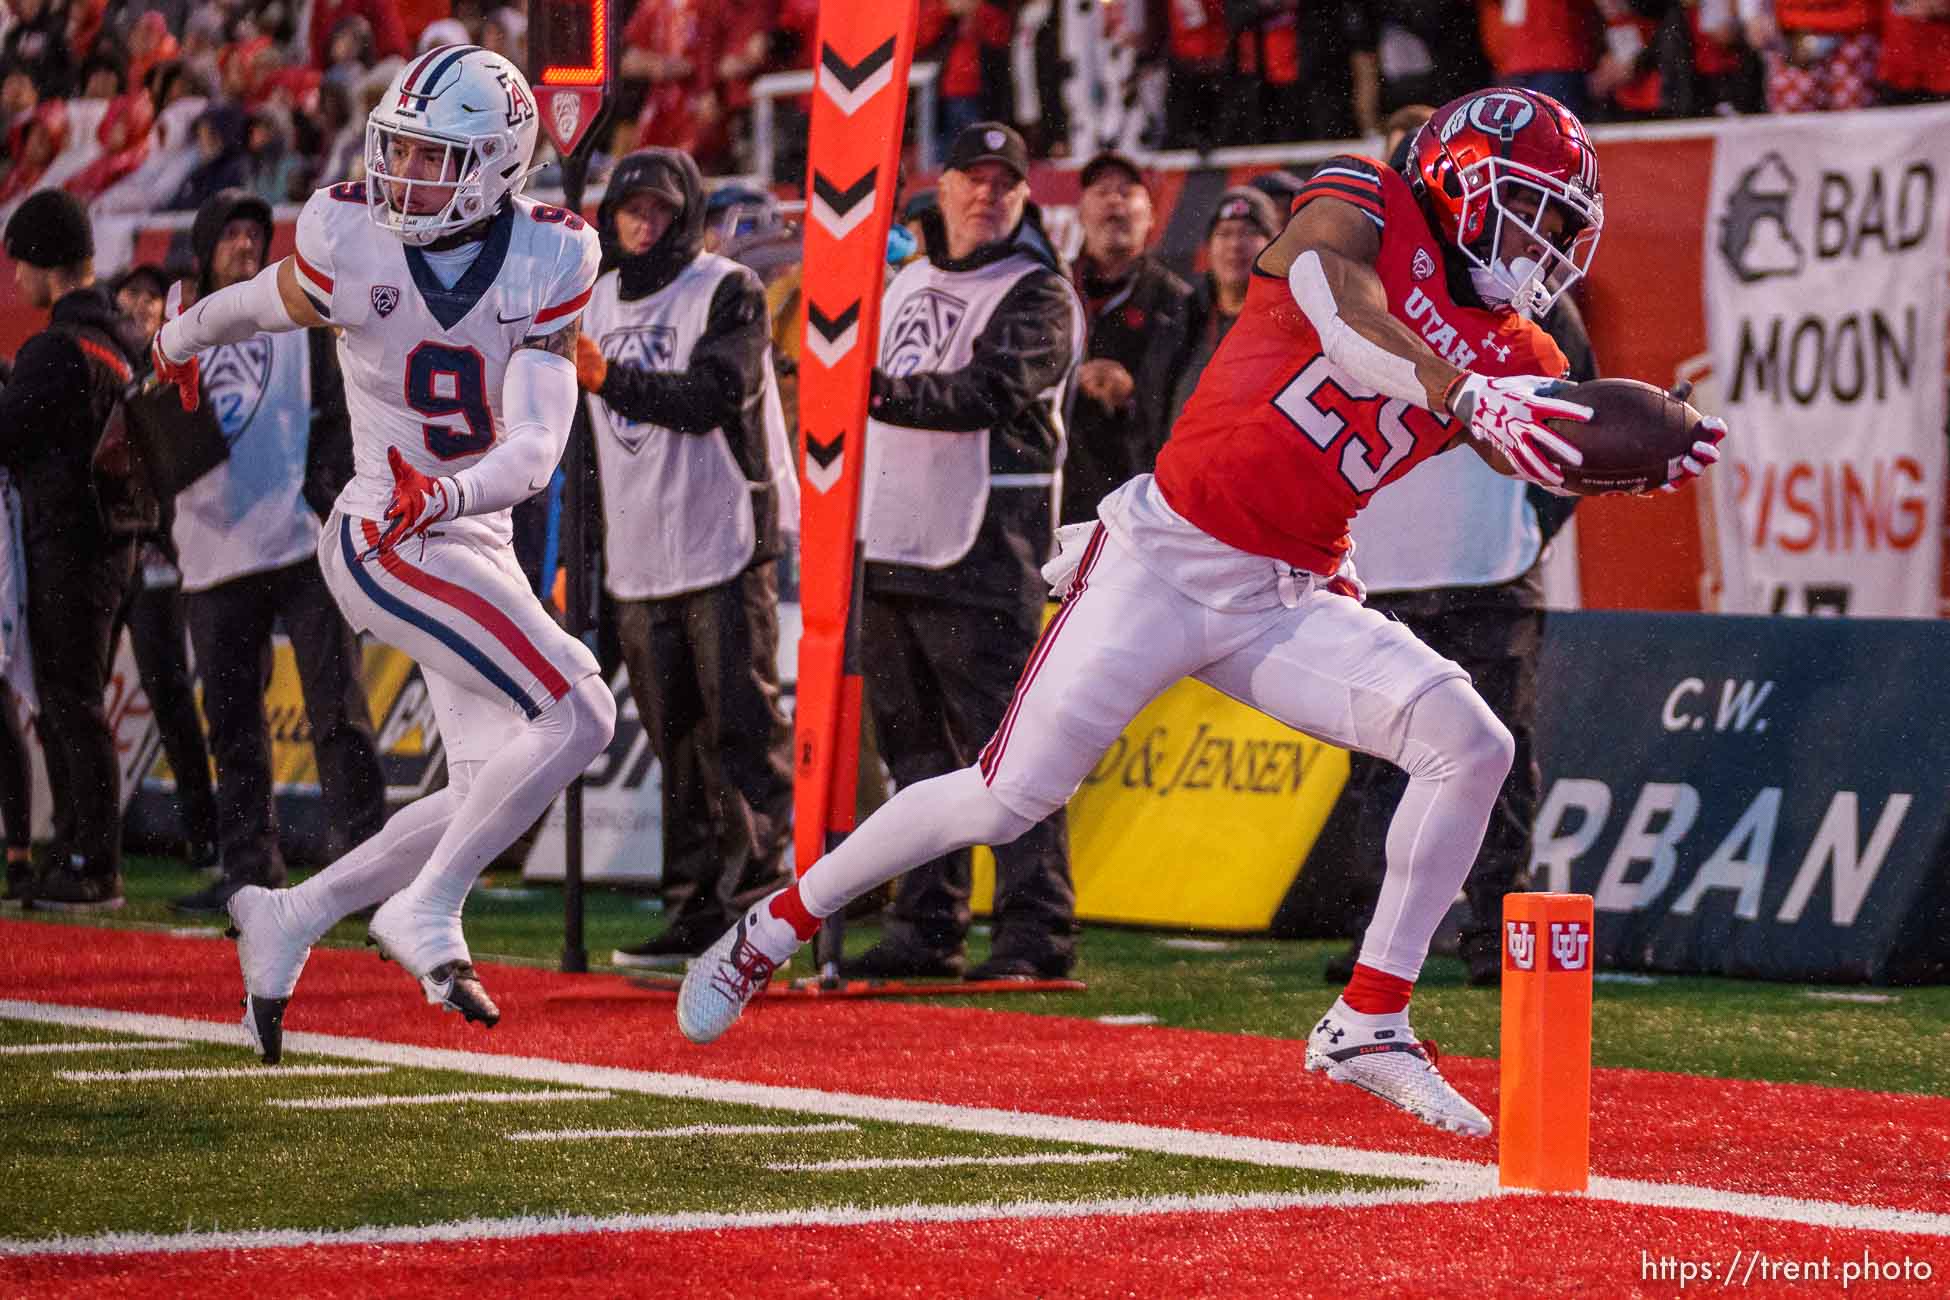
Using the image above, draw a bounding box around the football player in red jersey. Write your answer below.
[676,89,1725,1138]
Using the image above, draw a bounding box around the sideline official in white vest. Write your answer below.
[168,190,386,915]
[576,149,796,968]
[1321,107,1600,989]
[847,122,1087,982]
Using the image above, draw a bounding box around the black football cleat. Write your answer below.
[424,961,500,1027]
[241,995,289,1065]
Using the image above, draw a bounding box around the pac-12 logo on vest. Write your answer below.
[1505,920,1536,971]
[883,287,968,378]
[372,285,400,318]
[203,336,275,439]
[598,326,679,453]
[1548,921,1591,972]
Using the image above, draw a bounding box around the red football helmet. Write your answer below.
[1407,88,1603,319]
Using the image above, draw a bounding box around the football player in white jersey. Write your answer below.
[151,45,617,1062]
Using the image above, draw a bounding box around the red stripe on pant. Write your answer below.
[359,518,571,702]
[979,525,1107,783]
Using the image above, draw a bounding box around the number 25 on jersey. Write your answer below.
[1272,356,1448,495]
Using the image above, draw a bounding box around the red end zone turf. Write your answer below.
[5,1196,1945,1299]
[4,918,1947,1216]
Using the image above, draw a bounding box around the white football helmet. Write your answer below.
[365,45,540,245]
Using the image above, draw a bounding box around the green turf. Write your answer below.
[0,1019,1395,1242]
[26,855,1950,1096]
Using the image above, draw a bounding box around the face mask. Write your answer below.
[1469,253,1547,318]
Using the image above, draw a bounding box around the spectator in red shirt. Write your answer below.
[624,0,725,169]
[1878,0,1950,103]
[705,0,775,170]
[307,0,409,73]
[1479,0,1602,116]
[126,11,181,92]
[920,1,1016,164]
[0,99,69,208]
[65,90,153,201]
[1147,0,1230,150]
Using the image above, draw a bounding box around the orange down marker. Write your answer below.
[1498,892,1594,1193]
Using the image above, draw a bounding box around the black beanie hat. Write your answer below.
[4,189,94,269]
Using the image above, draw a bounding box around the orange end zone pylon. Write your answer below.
[1498,892,1594,1193]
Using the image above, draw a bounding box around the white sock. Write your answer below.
[1327,996,1408,1031]
[399,675,616,917]
[1357,679,1514,981]
[795,765,1035,918]
[283,787,461,943]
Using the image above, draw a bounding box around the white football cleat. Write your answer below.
[226,885,311,1065]
[677,900,795,1044]
[1305,998,1491,1138]
[367,893,500,1027]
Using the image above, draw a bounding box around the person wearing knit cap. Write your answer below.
[0,190,147,909]
[1169,186,1280,425]
[578,148,797,968]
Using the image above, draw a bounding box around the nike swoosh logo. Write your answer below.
[461,102,490,113]
[498,311,529,324]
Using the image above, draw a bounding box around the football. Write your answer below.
[1544,379,1708,496]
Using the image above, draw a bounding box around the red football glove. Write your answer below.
[377,446,460,553]
[1658,415,1728,495]
[152,280,200,410]
[1445,372,1591,492]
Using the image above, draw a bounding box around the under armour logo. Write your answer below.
[1548,921,1591,972]
[1326,1027,1344,1044]
[1505,921,1536,971]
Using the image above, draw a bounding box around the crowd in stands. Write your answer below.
[0,0,1947,222]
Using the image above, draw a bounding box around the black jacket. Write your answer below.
[0,287,145,551]
[597,148,783,569]
[865,207,1079,610]
[1060,251,1194,525]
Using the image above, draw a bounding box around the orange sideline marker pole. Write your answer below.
[1498,892,1593,1193]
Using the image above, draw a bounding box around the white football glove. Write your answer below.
[1658,415,1728,494]
[1445,373,1591,492]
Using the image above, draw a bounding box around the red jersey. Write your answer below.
[1153,156,1567,576]
[1479,0,1599,76]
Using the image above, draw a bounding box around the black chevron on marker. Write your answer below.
[807,300,860,342]
[820,38,896,93]
[805,433,844,470]
[813,169,877,217]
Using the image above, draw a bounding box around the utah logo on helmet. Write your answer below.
[366,45,541,246]
[1408,88,1603,319]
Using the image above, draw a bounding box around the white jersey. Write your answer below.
[293,183,601,546]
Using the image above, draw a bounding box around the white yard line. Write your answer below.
[508,1122,859,1142]
[770,1152,1125,1173]
[269,1089,611,1111]
[0,1040,187,1056]
[3,999,1945,1248]
[0,1188,1470,1258]
[55,1064,389,1084]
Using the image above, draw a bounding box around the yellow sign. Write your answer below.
[976,675,1349,932]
